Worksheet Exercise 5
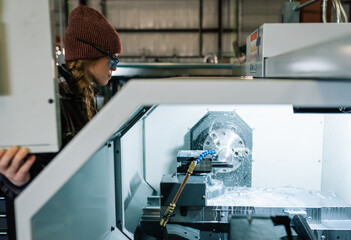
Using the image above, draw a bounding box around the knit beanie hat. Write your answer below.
[64,5,122,61]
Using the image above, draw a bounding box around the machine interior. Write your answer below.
[120,104,351,239]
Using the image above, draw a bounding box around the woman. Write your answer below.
[0,5,122,238]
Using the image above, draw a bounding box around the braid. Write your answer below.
[66,60,97,120]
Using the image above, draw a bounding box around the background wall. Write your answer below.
[59,0,291,63]
[57,0,351,63]
[240,0,287,45]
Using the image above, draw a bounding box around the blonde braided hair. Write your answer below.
[66,59,98,120]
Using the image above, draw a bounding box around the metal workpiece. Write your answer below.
[190,111,252,187]
[265,33,351,79]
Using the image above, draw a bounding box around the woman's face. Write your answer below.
[89,55,118,86]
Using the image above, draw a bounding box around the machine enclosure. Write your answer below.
[246,23,351,77]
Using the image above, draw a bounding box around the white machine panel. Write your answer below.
[31,144,117,240]
[246,23,351,77]
[0,0,60,152]
[265,33,351,78]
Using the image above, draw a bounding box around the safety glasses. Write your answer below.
[76,38,119,69]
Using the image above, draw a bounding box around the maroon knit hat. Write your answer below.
[64,5,122,61]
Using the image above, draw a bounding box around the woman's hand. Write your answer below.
[0,146,36,187]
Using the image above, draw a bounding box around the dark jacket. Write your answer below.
[0,65,101,239]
